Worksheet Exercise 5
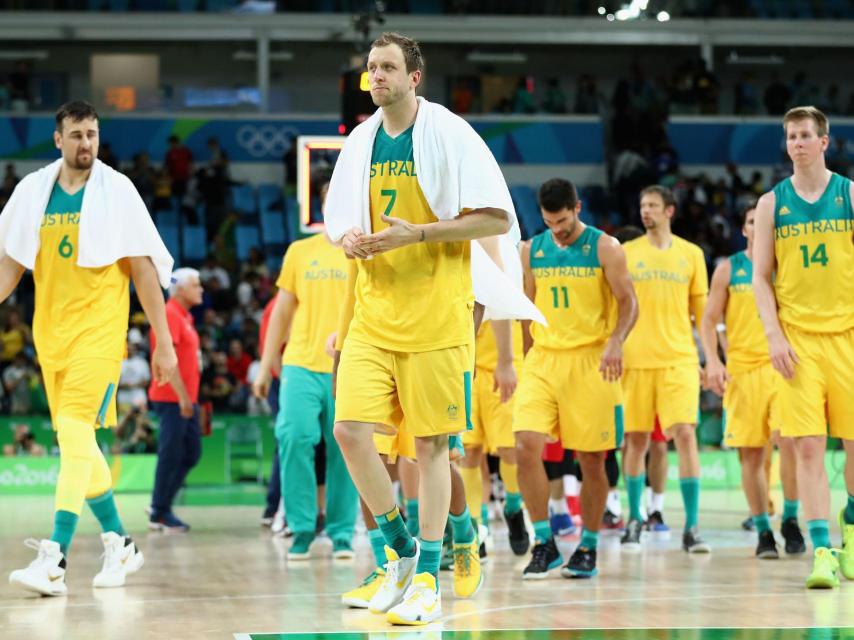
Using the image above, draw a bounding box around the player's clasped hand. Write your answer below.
[769,332,799,379]
[354,215,420,257]
[598,338,623,382]
[342,227,369,259]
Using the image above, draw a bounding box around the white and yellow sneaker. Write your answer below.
[9,539,68,597]
[368,541,420,614]
[387,572,442,625]
[452,537,483,598]
[341,568,385,608]
[92,532,144,588]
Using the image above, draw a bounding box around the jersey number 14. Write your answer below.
[799,243,828,268]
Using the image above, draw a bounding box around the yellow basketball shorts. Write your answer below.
[779,325,854,439]
[513,346,623,453]
[374,420,464,463]
[723,363,782,448]
[622,364,700,434]
[43,358,122,430]
[462,366,516,453]
[335,337,473,438]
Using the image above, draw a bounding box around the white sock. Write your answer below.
[549,497,568,515]
[607,490,622,516]
[650,492,665,514]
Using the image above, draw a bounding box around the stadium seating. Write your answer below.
[182,226,208,266]
[236,225,261,262]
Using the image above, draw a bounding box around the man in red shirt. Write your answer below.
[164,135,193,199]
[148,268,203,531]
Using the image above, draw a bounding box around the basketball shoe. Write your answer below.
[93,532,145,588]
[9,539,68,596]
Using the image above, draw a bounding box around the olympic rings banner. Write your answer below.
[0,114,852,166]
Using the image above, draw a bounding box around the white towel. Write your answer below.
[0,158,174,288]
[325,97,544,324]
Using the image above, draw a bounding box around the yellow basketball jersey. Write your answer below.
[623,234,707,369]
[724,251,769,373]
[529,226,614,351]
[772,173,854,333]
[33,183,130,370]
[347,125,474,353]
[475,320,524,372]
[277,233,349,374]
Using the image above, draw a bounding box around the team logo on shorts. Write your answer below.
[447,404,459,420]
[600,431,609,442]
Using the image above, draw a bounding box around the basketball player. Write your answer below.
[701,202,806,559]
[459,318,530,556]
[514,178,637,579]
[252,197,358,561]
[752,106,854,588]
[6,101,177,595]
[327,32,514,623]
[334,260,483,608]
[621,185,711,554]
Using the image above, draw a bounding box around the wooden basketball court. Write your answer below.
[2,490,853,640]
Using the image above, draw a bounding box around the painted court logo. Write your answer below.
[447,404,459,420]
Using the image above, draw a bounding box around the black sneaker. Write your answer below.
[561,546,598,579]
[479,539,488,565]
[621,518,643,551]
[756,529,779,559]
[522,537,563,580]
[644,511,671,534]
[781,517,806,555]
[682,527,711,553]
[504,508,530,556]
[602,509,624,531]
[741,515,755,531]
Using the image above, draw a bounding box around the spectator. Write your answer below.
[126,152,156,208]
[541,78,567,114]
[827,138,851,178]
[226,338,252,385]
[152,168,172,211]
[148,268,204,531]
[3,352,34,415]
[127,312,149,350]
[201,351,237,412]
[764,75,791,115]
[116,408,157,455]
[200,256,232,290]
[3,424,45,457]
[692,58,719,114]
[512,77,535,114]
[165,135,194,199]
[98,142,119,170]
[118,341,150,415]
[0,309,32,368]
[8,61,30,112]
[734,73,760,115]
[821,84,841,115]
[451,78,476,114]
[574,74,603,115]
